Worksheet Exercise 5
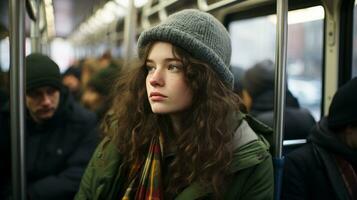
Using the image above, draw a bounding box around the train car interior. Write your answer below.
[1,0,356,199]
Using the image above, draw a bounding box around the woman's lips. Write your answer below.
[150,92,167,101]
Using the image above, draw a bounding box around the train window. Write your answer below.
[0,37,10,71]
[0,37,35,72]
[51,38,74,73]
[229,6,324,120]
[353,0,357,77]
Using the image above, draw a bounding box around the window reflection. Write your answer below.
[229,6,324,120]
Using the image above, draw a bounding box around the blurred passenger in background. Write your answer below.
[62,66,82,101]
[80,58,101,90]
[230,66,245,96]
[231,66,247,113]
[98,50,114,69]
[0,53,98,200]
[242,59,316,146]
[75,9,273,200]
[282,77,357,200]
[81,66,118,121]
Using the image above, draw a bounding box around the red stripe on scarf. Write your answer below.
[122,135,164,200]
[334,154,357,200]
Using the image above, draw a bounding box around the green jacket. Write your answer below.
[75,115,274,200]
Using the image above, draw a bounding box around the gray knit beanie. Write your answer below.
[137,9,233,88]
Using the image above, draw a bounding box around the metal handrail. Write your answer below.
[9,0,27,199]
[274,0,288,159]
[30,0,41,53]
[123,0,137,61]
[273,0,288,199]
[283,139,307,146]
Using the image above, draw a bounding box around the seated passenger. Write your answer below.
[80,58,101,90]
[81,66,118,121]
[75,9,274,200]
[282,77,357,200]
[242,59,316,148]
[62,66,82,102]
[230,66,245,96]
[0,53,98,200]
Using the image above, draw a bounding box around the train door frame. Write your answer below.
[337,0,354,85]
[322,0,355,115]
[322,0,341,116]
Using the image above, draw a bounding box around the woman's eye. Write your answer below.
[168,63,182,72]
[146,65,155,72]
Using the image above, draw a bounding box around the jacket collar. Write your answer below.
[176,115,272,199]
[309,117,357,164]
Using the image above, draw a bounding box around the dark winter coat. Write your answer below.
[0,89,99,200]
[281,118,357,200]
[250,90,300,116]
[250,90,316,153]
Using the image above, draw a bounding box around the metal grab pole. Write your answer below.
[30,0,41,53]
[123,0,137,63]
[9,0,27,199]
[273,0,288,199]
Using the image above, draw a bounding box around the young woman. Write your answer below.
[75,9,274,200]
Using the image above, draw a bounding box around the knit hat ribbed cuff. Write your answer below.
[27,77,61,91]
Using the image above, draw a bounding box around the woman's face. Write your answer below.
[146,42,193,115]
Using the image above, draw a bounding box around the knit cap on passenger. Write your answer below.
[26,53,61,91]
[137,9,233,88]
[328,77,357,128]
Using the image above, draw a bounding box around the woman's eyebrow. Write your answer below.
[146,58,182,64]
[165,58,181,62]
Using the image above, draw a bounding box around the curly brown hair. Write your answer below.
[103,42,244,198]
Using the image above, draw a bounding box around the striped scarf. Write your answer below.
[122,134,164,200]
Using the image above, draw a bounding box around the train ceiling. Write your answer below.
[0,0,107,39]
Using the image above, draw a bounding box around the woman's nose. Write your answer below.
[149,69,164,87]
